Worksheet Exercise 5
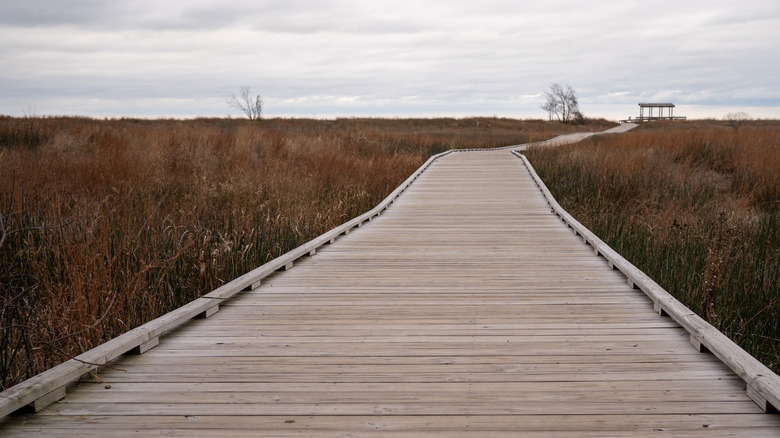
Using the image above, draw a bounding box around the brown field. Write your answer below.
[526,120,780,373]
[0,115,614,390]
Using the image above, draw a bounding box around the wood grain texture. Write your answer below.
[2,146,779,436]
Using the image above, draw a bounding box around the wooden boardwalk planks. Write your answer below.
[2,150,778,436]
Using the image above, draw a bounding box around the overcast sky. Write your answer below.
[2,0,779,120]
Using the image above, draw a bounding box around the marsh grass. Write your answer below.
[0,115,614,389]
[526,121,780,372]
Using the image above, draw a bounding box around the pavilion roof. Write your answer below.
[638,103,675,107]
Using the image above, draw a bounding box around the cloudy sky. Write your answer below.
[2,0,779,120]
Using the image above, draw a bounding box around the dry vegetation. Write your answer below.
[526,120,780,373]
[0,115,614,389]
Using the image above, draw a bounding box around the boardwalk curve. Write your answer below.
[2,128,779,436]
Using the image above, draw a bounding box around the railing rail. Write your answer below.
[0,150,454,418]
[512,149,780,413]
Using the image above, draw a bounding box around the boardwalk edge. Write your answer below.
[513,149,780,413]
[0,150,457,418]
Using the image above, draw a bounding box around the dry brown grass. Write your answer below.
[0,115,615,389]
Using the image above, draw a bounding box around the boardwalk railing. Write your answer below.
[0,150,458,418]
[512,150,780,413]
[2,128,778,419]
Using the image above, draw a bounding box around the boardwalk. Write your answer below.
[2,146,780,436]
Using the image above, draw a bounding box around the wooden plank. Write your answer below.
[42,401,762,416]
[113,353,727,367]
[77,372,741,385]
[78,361,736,379]
[5,429,780,438]
[64,379,749,396]
[4,414,780,433]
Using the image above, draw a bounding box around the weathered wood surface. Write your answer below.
[2,148,779,436]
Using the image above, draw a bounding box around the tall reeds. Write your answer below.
[0,116,615,389]
[526,121,780,373]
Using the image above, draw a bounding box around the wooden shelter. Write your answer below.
[633,103,686,122]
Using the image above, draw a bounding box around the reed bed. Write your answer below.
[526,121,780,373]
[0,115,614,389]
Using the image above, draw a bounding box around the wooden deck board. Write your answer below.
[2,150,779,435]
[5,416,780,437]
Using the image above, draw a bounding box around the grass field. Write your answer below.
[0,115,614,390]
[526,120,780,373]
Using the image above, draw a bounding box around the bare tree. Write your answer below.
[541,83,581,123]
[227,86,263,120]
[540,95,560,122]
[724,112,751,131]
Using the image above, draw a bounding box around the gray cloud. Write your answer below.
[1,0,779,119]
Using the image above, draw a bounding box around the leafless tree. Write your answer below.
[227,86,263,120]
[541,83,581,123]
[724,112,751,131]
